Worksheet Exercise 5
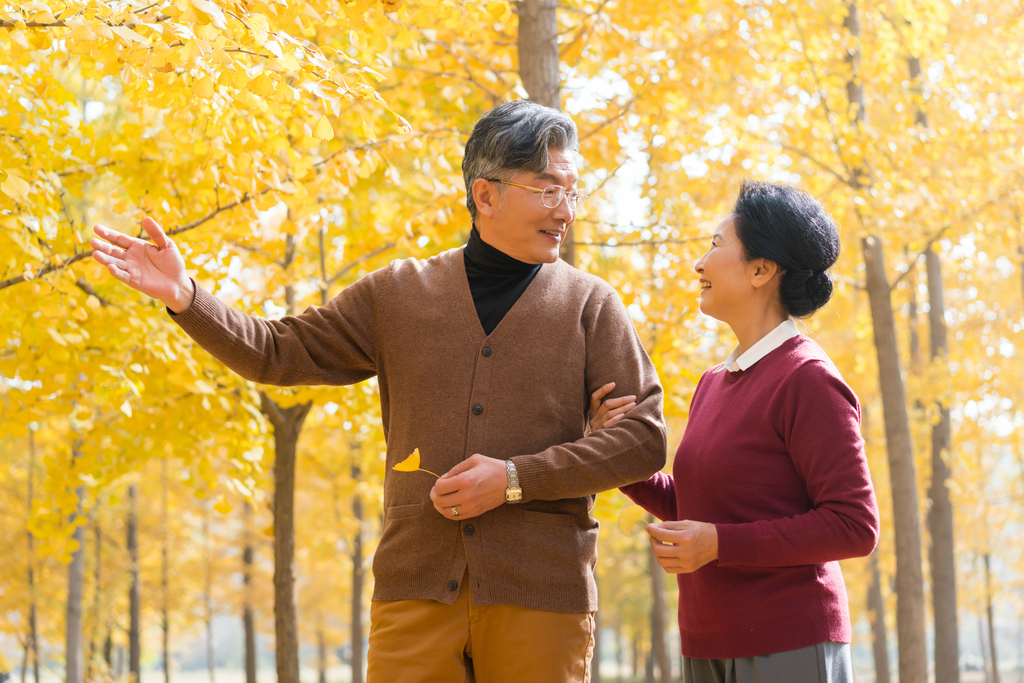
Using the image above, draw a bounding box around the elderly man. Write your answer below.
[91,100,666,682]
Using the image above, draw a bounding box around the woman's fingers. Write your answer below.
[589,383,615,418]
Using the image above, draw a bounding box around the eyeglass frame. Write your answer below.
[485,179,588,211]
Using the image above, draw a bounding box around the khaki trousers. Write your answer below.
[366,573,595,683]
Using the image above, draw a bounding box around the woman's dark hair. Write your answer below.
[731,179,840,318]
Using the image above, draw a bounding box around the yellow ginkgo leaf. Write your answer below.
[214,496,233,514]
[393,448,440,477]
[617,504,645,536]
[263,524,275,537]
[192,76,214,99]
[1,171,30,201]
[394,448,421,472]
[247,73,276,97]
[312,115,334,140]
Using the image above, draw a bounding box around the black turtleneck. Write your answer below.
[464,227,542,336]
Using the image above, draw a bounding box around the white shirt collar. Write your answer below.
[715,319,800,373]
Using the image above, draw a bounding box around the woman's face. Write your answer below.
[693,217,753,322]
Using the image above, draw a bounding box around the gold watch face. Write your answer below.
[506,488,522,503]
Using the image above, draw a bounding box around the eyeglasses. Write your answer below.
[486,179,588,211]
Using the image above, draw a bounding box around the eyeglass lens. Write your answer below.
[540,186,586,210]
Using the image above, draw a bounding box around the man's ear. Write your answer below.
[749,258,780,289]
[472,178,497,220]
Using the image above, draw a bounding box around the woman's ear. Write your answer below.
[472,178,496,220]
[748,258,780,289]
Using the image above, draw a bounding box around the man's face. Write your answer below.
[477,148,579,264]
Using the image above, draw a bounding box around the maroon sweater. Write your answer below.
[621,335,879,659]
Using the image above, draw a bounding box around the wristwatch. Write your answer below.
[505,460,523,503]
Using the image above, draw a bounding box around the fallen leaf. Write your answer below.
[617,504,645,535]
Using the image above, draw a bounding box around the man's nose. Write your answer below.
[551,195,574,224]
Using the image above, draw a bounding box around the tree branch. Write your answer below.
[0,189,269,291]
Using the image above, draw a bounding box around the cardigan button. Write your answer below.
[482,347,492,357]
[447,579,459,591]
[472,404,483,415]
[464,524,475,536]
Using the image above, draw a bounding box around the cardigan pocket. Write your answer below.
[522,510,576,527]
[386,503,423,522]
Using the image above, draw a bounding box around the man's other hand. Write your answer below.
[430,454,508,521]
[90,217,195,313]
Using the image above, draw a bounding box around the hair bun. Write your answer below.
[805,270,833,309]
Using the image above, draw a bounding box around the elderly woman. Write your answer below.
[591,179,879,683]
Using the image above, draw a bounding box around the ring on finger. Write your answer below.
[451,506,459,517]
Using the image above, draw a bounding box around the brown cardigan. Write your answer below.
[171,246,666,612]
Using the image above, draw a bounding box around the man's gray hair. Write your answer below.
[462,100,579,222]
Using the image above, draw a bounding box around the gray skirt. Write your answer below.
[682,641,852,683]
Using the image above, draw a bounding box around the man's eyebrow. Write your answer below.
[534,171,580,184]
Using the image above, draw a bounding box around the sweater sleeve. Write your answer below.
[620,472,678,522]
[715,360,880,567]
[512,290,667,501]
[168,267,392,387]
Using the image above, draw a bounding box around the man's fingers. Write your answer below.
[646,523,686,544]
[93,224,138,250]
[90,239,126,260]
[142,216,169,249]
[92,250,126,270]
[107,263,131,283]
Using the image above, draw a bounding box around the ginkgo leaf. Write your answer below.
[312,115,334,140]
[262,524,275,537]
[120,400,133,418]
[486,0,508,20]
[393,448,421,472]
[393,448,440,477]
[617,504,645,535]
[214,496,233,514]
[248,74,276,97]
[192,76,214,99]
[1,171,30,201]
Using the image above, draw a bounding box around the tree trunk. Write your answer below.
[646,526,670,683]
[985,553,1000,683]
[591,608,601,683]
[861,235,928,683]
[128,483,141,683]
[317,624,327,683]
[261,394,313,683]
[162,458,171,683]
[87,523,102,682]
[516,0,574,268]
[28,430,40,683]
[867,552,891,683]
[927,248,960,683]
[243,502,257,683]
[204,505,216,683]
[981,616,991,683]
[67,481,86,683]
[350,464,365,683]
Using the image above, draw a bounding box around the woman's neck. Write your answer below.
[727,305,789,357]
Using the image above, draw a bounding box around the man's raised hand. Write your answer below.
[90,217,195,313]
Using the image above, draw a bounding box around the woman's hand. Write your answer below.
[646,520,719,573]
[587,382,637,433]
[90,217,195,313]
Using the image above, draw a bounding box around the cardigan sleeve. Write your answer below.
[512,290,667,501]
[168,267,392,387]
[715,360,880,567]
[620,472,678,522]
